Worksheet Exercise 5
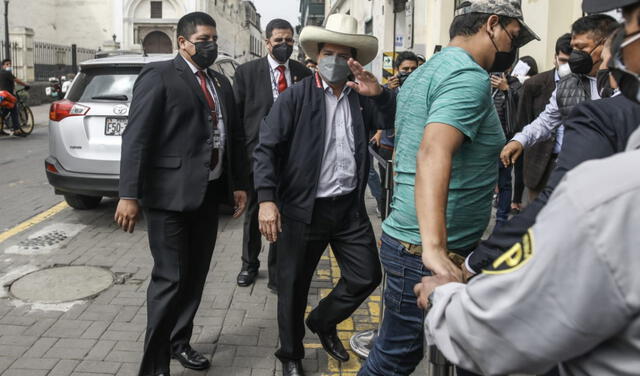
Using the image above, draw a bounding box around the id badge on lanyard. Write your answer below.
[204,76,223,149]
[212,127,222,149]
[269,67,280,101]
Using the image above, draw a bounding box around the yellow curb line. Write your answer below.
[0,201,68,244]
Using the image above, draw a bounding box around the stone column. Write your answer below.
[9,26,34,82]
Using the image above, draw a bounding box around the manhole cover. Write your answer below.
[10,266,114,303]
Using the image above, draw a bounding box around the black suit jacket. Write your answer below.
[233,56,312,152]
[469,95,640,272]
[119,55,249,211]
[517,69,558,190]
[253,75,396,224]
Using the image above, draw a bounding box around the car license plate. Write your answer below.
[105,118,128,136]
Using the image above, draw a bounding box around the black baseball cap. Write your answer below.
[583,0,639,13]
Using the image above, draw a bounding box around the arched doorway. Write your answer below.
[143,31,173,54]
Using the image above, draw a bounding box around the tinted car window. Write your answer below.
[67,66,141,102]
[211,59,237,85]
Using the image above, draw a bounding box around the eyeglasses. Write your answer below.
[499,21,521,49]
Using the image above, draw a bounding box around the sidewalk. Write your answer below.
[32,103,51,127]
[0,194,404,376]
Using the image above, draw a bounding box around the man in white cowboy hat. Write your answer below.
[253,13,396,376]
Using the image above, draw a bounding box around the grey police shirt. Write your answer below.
[626,125,640,151]
[424,148,640,376]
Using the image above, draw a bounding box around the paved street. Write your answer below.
[0,104,428,375]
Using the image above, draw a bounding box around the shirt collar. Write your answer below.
[321,76,351,97]
[554,69,560,83]
[181,54,205,75]
[267,54,289,71]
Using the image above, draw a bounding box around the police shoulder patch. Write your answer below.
[482,229,534,274]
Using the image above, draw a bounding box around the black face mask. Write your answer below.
[609,30,640,104]
[487,24,517,73]
[596,69,614,98]
[398,71,412,86]
[272,43,293,63]
[568,42,601,75]
[187,40,218,69]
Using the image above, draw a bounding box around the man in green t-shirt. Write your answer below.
[358,1,539,375]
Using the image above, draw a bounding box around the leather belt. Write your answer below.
[398,240,468,268]
[379,144,394,151]
[399,240,423,256]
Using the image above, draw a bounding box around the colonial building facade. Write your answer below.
[5,0,263,64]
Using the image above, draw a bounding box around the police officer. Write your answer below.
[416,3,640,375]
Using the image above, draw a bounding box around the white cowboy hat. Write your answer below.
[299,14,379,66]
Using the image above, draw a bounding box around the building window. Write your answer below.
[150,1,162,19]
[365,19,373,35]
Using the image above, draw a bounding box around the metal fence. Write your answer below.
[0,40,22,77]
[34,41,96,81]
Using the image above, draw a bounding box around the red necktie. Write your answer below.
[276,65,288,93]
[196,71,219,170]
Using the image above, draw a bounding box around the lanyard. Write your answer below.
[269,64,291,101]
[200,71,223,121]
[268,65,280,101]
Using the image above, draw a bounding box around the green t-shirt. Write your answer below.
[382,46,505,250]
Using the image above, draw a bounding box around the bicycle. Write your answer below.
[0,87,35,136]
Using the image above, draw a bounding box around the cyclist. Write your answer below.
[0,58,30,136]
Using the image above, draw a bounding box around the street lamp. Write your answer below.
[4,0,9,60]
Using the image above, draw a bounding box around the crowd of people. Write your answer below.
[113,0,640,375]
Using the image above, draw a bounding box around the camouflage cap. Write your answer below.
[454,0,540,48]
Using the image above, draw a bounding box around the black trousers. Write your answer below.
[275,192,382,361]
[242,173,277,286]
[138,182,220,376]
[512,156,525,204]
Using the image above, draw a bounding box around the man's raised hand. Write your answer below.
[346,58,383,97]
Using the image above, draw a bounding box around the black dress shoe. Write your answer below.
[172,346,210,370]
[267,283,278,294]
[282,360,305,376]
[305,317,349,362]
[237,270,258,287]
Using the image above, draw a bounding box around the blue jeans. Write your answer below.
[496,162,513,225]
[367,163,382,202]
[359,233,478,376]
[359,233,429,375]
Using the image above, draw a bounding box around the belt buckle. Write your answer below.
[399,241,422,256]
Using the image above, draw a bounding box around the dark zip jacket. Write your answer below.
[253,74,396,224]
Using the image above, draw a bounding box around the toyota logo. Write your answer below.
[113,104,129,115]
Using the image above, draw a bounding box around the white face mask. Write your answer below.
[557,63,571,78]
[3,67,11,72]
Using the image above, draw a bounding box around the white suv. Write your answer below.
[45,53,239,209]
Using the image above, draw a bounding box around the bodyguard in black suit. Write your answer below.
[234,19,312,289]
[114,13,249,376]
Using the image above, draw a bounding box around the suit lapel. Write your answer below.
[208,69,229,125]
[260,57,274,107]
[174,55,209,109]
[290,62,301,84]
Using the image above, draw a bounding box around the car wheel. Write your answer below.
[64,194,102,210]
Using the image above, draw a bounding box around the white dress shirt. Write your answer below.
[316,79,357,198]
[182,55,226,181]
[267,54,291,100]
[512,75,600,150]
